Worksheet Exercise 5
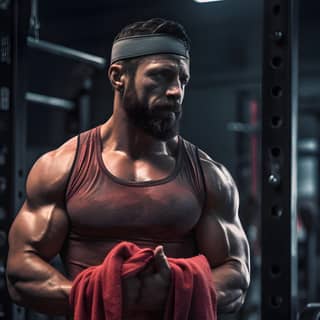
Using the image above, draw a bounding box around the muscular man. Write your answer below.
[6,18,250,318]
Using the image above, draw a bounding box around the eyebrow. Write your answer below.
[148,63,190,77]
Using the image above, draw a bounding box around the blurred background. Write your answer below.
[2,0,320,319]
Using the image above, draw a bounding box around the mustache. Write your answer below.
[151,101,182,113]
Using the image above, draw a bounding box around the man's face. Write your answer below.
[122,54,190,141]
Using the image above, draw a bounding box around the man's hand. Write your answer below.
[139,246,171,311]
[122,246,171,314]
[122,274,142,313]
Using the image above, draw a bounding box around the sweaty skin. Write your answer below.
[6,54,250,316]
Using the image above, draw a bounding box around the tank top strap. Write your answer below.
[65,127,99,201]
[180,138,207,209]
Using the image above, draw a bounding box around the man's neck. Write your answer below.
[100,114,178,160]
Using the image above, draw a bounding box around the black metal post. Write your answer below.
[0,0,30,319]
[78,78,92,132]
[261,0,298,319]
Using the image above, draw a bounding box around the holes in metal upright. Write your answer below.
[261,0,298,319]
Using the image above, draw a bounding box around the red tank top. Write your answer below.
[62,126,206,280]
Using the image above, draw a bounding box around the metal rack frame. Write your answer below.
[261,0,299,319]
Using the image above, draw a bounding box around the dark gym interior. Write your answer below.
[1,0,320,319]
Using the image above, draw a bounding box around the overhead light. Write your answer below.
[194,0,224,3]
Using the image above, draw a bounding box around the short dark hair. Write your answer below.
[113,18,191,74]
[114,18,191,51]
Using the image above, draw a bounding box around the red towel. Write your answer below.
[70,242,217,320]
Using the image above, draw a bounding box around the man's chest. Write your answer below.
[67,182,202,240]
[101,151,176,183]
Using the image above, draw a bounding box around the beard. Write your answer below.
[122,83,182,141]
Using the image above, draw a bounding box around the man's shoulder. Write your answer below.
[179,138,227,178]
[26,135,79,199]
[177,137,235,190]
[196,147,228,175]
[195,147,239,219]
[196,147,238,197]
[37,124,98,168]
[41,135,79,170]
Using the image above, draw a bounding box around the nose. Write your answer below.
[166,79,183,102]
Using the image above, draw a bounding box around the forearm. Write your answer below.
[7,253,72,315]
[212,260,250,313]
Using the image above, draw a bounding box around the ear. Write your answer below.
[108,63,126,91]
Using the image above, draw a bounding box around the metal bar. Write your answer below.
[29,0,40,40]
[249,100,259,198]
[299,303,320,320]
[78,78,91,131]
[234,91,250,196]
[261,0,298,319]
[27,36,106,69]
[227,122,259,134]
[26,92,75,110]
[0,0,30,319]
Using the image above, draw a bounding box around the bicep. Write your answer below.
[195,154,250,270]
[8,200,69,262]
[195,211,249,270]
[8,151,72,264]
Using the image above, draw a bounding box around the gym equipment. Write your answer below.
[261,0,299,320]
[299,304,320,320]
[0,1,106,319]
